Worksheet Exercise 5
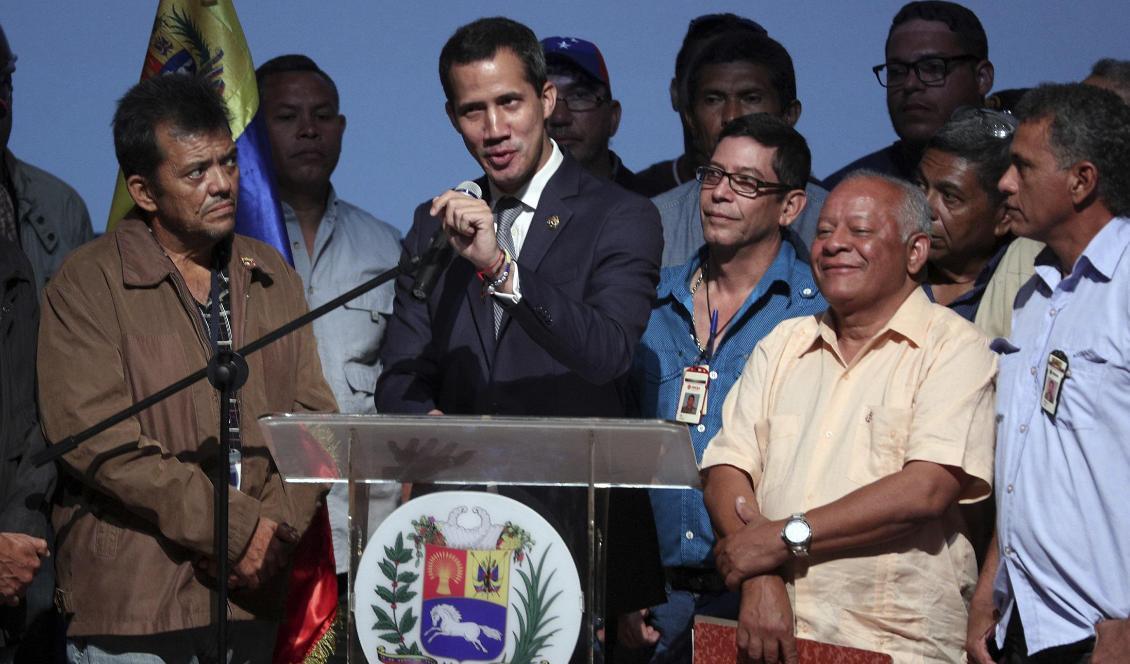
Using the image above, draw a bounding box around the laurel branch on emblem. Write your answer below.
[372,533,423,656]
[375,510,557,663]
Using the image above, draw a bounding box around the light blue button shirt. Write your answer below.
[284,188,402,573]
[993,217,1130,653]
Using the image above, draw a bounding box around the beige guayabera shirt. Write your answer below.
[703,289,997,664]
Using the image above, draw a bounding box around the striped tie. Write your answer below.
[493,197,521,337]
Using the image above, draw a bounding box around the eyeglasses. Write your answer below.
[951,106,1017,140]
[696,165,794,198]
[557,90,607,112]
[872,54,980,88]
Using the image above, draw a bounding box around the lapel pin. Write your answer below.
[241,256,257,269]
[546,215,560,230]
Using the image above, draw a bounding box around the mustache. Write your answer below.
[201,196,234,215]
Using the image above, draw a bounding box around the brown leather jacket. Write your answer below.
[37,216,337,636]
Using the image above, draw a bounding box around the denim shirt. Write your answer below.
[631,234,827,567]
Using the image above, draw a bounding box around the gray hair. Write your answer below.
[1089,58,1130,104]
[1016,83,1130,218]
[927,107,1017,205]
[838,170,932,241]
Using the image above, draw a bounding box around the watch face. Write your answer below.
[783,519,811,544]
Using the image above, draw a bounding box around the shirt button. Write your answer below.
[1030,366,1037,376]
[1049,308,1057,316]
[1005,545,1014,556]
[1007,484,1014,493]
[825,431,832,438]
[696,424,706,433]
[709,370,718,380]
[685,531,694,540]
[1019,424,1028,434]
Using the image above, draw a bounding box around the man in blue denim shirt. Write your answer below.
[627,114,826,662]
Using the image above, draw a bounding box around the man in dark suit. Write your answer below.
[375,16,665,657]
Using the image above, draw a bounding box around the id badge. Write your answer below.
[676,365,710,424]
[1040,350,1069,419]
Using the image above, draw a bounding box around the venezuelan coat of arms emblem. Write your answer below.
[355,492,583,664]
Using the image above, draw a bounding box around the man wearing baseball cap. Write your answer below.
[542,36,645,194]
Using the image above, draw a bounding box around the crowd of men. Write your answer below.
[0,2,1128,663]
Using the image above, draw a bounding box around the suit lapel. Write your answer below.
[515,157,579,273]
[495,157,580,342]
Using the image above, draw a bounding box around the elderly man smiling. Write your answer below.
[700,172,997,663]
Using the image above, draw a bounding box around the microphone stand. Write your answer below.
[33,237,449,662]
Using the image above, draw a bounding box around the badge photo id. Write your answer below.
[676,365,710,425]
[1041,350,1069,419]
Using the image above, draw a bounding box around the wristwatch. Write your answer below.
[780,513,812,558]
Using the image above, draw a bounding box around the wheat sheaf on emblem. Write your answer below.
[426,549,465,596]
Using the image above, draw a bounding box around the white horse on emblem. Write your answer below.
[424,604,503,653]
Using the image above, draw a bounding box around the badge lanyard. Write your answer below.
[677,271,719,425]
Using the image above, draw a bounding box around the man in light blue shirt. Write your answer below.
[258,55,402,657]
[629,114,826,662]
[967,83,1130,664]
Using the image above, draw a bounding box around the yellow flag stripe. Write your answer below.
[107,0,260,230]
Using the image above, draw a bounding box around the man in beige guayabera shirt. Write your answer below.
[701,172,997,664]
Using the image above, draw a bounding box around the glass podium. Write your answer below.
[261,414,698,664]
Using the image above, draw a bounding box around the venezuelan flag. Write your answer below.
[106,0,292,266]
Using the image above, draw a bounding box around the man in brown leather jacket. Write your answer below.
[37,74,335,662]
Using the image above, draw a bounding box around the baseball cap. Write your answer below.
[541,36,610,92]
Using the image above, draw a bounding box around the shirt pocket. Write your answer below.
[848,406,912,485]
[343,362,378,398]
[339,285,394,360]
[1054,347,1109,430]
[638,363,686,420]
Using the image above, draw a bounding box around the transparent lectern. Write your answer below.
[261,414,699,664]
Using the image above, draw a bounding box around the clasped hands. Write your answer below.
[713,497,791,591]
[715,498,799,664]
[196,517,300,591]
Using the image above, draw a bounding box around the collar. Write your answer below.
[659,232,804,316]
[488,140,564,211]
[925,238,1012,304]
[281,185,339,229]
[609,150,623,180]
[1045,216,1128,286]
[116,213,274,288]
[804,287,933,358]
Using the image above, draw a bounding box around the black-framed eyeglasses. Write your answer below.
[872,54,980,88]
[557,90,607,112]
[696,165,795,198]
[951,106,1017,140]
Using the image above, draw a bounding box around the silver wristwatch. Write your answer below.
[781,512,813,558]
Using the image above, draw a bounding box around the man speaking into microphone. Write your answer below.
[375,15,665,653]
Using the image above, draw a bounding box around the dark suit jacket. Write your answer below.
[376,154,666,619]
[377,153,663,417]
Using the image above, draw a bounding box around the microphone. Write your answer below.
[411,180,483,300]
